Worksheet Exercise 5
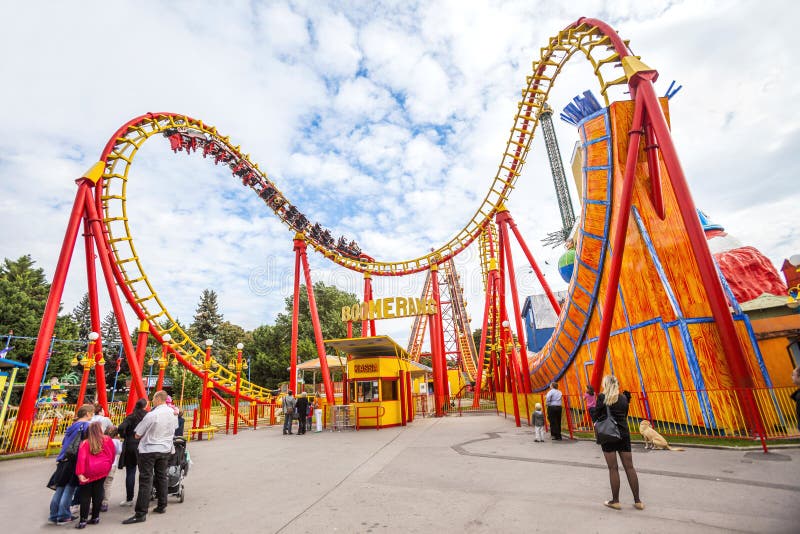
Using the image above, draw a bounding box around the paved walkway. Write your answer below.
[2,415,798,533]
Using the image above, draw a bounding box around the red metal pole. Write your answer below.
[503,212,562,316]
[83,193,148,402]
[634,80,768,448]
[298,241,335,405]
[291,238,302,395]
[344,321,352,405]
[76,362,91,408]
[155,339,168,392]
[497,213,532,393]
[590,95,646,393]
[11,181,88,450]
[83,219,107,411]
[234,346,242,435]
[505,331,522,427]
[127,322,150,414]
[429,265,446,416]
[564,394,575,440]
[200,343,212,434]
[472,273,492,407]
[399,370,407,426]
[406,371,413,422]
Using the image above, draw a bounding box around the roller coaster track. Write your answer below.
[92,18,634,400]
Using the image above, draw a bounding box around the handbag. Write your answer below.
[594,405,622,445]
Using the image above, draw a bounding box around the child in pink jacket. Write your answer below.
[75,421,116,528]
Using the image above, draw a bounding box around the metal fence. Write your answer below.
[495,387,800,443]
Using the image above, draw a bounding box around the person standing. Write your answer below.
[47,404,93,525]
[591,374,644,511]
[296,392,309,435]
[101,426,123,513]
[122,391,178,525]
[74,421,116,528]
[584,384,597,424]
[532,403,545,442]
[282,391,296,435]
[90,402,113,433]
[545,382,563,440]
[790,366,800,431]
[116,398,148,507]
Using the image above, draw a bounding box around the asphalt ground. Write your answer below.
[2,414,798,533]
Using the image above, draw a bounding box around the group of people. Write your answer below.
[281,391,319,435]
[47,391,181,527]
[531,377,643,511]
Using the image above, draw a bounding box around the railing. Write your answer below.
[356,405,386,430]
[494,387,800,444]
[448,389,498,415]
[1,396,280,454]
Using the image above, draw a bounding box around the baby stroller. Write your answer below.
[152,437,189,503]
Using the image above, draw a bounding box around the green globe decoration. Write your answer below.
[558,249,576,283]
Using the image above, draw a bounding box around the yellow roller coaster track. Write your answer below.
[96,19,635,401]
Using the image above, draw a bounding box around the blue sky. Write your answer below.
[0,1,797,348]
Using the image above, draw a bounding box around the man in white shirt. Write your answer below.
[545,382,563,440]
[122,390,177,524]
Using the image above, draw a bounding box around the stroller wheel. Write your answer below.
[178,487,184,503]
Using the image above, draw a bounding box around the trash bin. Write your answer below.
[314,409,323,432]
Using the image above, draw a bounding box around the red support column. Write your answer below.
[399,370,407,426]
[362,273,376,337]
[405,370,413,422]
[83,219,107,411]
[472,270,493,407]
[590,95,646,393]
[634,79,767,446]
[503,212,562,316]
[83,192,147,402]
[11,181,89,450]
[344,321,352,405]
[496,211,532,393]
[75,360,91,408]
[127,322,150,414]
[290,237,303,395]
[234,344,243,435]
[429,265,447,416]
[297,238,336,405]
[199,341,213,437]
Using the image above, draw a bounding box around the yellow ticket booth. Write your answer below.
[325,335,414,429]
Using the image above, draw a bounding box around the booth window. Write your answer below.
[351,380,379,402]
[381,379,398,401]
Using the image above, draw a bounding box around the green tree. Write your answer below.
[71,293,92,340]
[0,255,79,391]
[249,282,359,388]
[189,289,223,346]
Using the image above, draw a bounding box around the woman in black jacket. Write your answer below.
[116,398,147,506]
[591,375,644,511]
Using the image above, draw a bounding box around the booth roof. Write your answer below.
[295,355,345,370]
[324,335,409,358]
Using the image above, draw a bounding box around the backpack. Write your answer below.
[64,423,87,460]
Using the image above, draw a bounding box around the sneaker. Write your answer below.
[75,521,87,529]
[87,518,100,525]
[119,500,133,507]
[47,518,57,525]
[100,503,108,512]
[56,517,74,525]
[121,515,146,525]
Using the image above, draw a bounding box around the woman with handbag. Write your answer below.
[591,375,644,511]
[116,398,148,506]
[47,404,93,525]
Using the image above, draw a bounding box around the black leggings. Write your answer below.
[125,465,137,501]
[79,478,105,521]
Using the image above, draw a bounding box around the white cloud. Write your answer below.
[0,0,797,354]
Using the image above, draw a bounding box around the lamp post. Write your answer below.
[74,332,100,407]
[228,342,245,435]
[146,353,155,397]
[155,334,172,392]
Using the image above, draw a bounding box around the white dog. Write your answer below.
[639,420,684,451]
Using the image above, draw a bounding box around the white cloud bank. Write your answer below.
[0,0,797,349]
